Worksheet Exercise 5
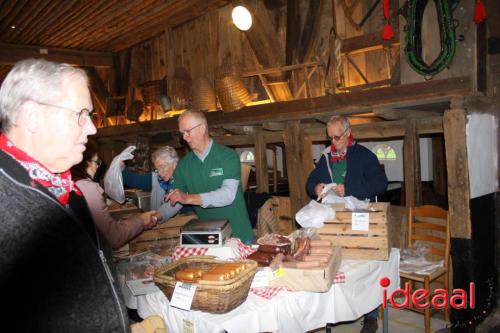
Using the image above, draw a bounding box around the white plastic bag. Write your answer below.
[104,146,136,203]
[295,200,336,228]
[344,196,370,210]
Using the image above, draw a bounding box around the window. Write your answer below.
[240,150,255,163]
[372,144,397,161]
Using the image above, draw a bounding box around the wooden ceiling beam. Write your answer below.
[0,43,113,67]
[95,76,471,139]
[341,32,400,55]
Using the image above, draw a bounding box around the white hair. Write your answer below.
[0,58,88,132]
[151,146,179,166]
[327,115,350,131]
[178,109,207,125]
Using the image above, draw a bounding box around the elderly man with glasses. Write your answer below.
[164,109,254,243]
[305,115,388,333]
[0,59,129,332]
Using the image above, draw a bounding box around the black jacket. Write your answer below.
[0,150,129,333]
[306,143,388,201]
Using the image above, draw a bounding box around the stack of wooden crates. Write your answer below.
[318,202,391,260]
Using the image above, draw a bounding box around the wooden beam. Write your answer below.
[286,0,301,67]
[403,119,422,208]
[241,61,322,77]
[84,67,110,113]
[443,108,471,238]
[263,132,285,144]
[304,116,443,140]
[432,136,447,196]
[213,134,254,146]
[0,43,113,67]
[95,77,470,139]
[298,0,323,63]
[254,131,269,193]
[284,121,311,219]
[241,0,283,71]
[340,32,400,56]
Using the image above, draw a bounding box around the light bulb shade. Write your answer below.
[232,6,252,31]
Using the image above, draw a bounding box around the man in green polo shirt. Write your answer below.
[165,110,254,243]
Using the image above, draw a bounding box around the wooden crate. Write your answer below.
[129,214,195,253]
[318,202,391,260]
[271,196,294,235]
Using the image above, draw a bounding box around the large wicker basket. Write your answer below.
[154,256,258,313]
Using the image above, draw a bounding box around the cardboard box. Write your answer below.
[129,214,195,253]
[318,202,391,260]
[269,246,342,292]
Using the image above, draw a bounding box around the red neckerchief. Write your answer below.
[0,134,81,205]
[330,133,355,162]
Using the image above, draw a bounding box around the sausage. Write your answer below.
[222,263,246,273]
[309,246,333,255]
[311,240,332,247]
[175,269,198,282]
[258,244,291,255]
[208,267,236,279]
[247,251,274,267]
[304,254,331,264]
[295,260,321,268]
[182,268,205,278]
[282,260,321,269]
[258,244,282,254]
[200,272,228,281]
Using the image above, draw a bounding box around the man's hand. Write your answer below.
[315,183,326,199]
[140,211,162,230]
[332,184,345,197]
[165,188,189,206]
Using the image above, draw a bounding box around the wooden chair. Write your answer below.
[400,205,450,333]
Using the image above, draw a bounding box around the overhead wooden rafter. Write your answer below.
[0,42,113,67]
[95,76,471,139]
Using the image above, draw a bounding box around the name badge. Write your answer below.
[209,167,224,177]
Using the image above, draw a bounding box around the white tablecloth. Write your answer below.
[134,248,400,333]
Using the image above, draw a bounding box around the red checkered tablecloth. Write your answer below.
[171,238,252,262]
[250,271,346,299]
[171,238,346,299]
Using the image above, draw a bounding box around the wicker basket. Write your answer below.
[140,80,166,106]
[171,67,192,110]
[215,63,251,113]
[154,256,258,313]
[191,77,217,112]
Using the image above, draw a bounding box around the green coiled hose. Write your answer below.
[403,0,459,77]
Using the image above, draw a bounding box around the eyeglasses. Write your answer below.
[153,164,171,174]
[90,159,102,167]
[329,128,349,141]
[33,100,95,127]
[179,123,204,137]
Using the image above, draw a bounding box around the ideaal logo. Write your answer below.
[380,277,475,310]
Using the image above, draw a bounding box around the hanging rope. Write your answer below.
[403,0,458,77]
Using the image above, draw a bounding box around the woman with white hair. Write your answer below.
[122,145,183,219]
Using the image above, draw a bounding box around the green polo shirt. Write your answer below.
[173,142,254,242]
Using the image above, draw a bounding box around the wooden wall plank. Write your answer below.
[403,119,422,208]
[443,108,471,238]
[254,130,269,193]
[432,136,447,196]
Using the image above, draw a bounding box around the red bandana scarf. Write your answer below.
[330,133,356,162]
[0,134,81,205]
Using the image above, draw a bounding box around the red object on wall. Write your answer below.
[473,0,487,24]
[382,0,394,40]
